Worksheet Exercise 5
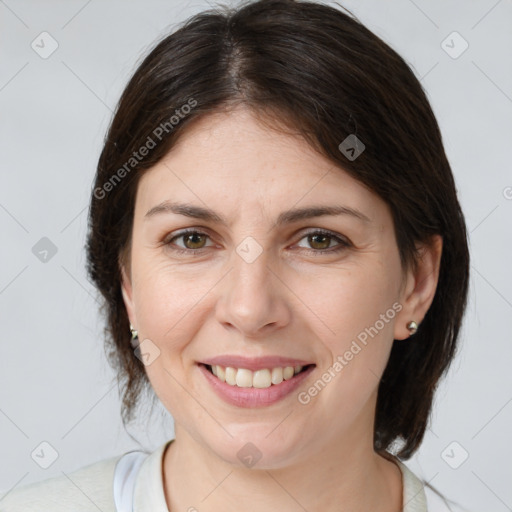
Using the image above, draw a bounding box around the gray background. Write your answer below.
[1,0,511,510]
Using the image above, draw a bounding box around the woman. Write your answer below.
[0,0,471,510]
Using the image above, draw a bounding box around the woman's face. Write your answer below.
[121,106,422,467]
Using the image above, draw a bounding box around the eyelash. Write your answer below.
[163,228,351,256]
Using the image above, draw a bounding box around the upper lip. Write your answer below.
[200,355,315,371]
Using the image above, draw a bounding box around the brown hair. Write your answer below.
[85,0,470,459]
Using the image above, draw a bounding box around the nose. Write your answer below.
[215,247,292,338]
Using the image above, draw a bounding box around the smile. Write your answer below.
[198,362,316,408]
[206,364,310,388]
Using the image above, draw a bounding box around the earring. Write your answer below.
[130,323,138,340]
[407,320,418,336]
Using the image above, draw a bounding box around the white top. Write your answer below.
[0,439,471,511]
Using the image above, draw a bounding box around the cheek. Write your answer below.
[130,262,209,418]
[135,270,199,341]
[311,255,401,382]
[131,254,223,356]
[318,262,399,341]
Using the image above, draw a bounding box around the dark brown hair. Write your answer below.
[85,0,470,459]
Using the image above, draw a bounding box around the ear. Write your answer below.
[120,264,137,329]
[394,234,443,340]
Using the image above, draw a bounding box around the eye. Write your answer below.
[164,229,214,254]
[295,229,350,255]
[163,228,350,256]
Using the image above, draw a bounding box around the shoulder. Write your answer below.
[0,453,122,512]
[424,483,473,512]
[393,457,473,512]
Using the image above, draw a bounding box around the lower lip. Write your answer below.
[198,363,315,408]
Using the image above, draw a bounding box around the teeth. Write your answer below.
[208,364,305,388]
[216,365,226,382]
[225,366,237,386]
[236,368,253,388]
[283,366,295,380]
[271,367,283,385]
[253,369,272,388]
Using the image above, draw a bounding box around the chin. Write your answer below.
[203,428,306,470]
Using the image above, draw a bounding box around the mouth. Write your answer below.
[201,363,315,388]
[197,362,316,408]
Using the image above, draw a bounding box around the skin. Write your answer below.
[121,106,442,512]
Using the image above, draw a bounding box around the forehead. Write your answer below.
[135,107,386,224]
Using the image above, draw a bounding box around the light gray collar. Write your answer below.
[395,459,428,512]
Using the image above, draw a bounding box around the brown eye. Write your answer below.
[296,230,350,255]
[182,232,208,249]
[308,233,332,250]
[165,230,213,253]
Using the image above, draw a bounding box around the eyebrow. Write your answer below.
[144,200,371,226]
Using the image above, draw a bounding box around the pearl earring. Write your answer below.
[407,320,418,336]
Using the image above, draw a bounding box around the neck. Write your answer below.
[162,420,402,512]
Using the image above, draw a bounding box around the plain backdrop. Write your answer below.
[1,0,511,510]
